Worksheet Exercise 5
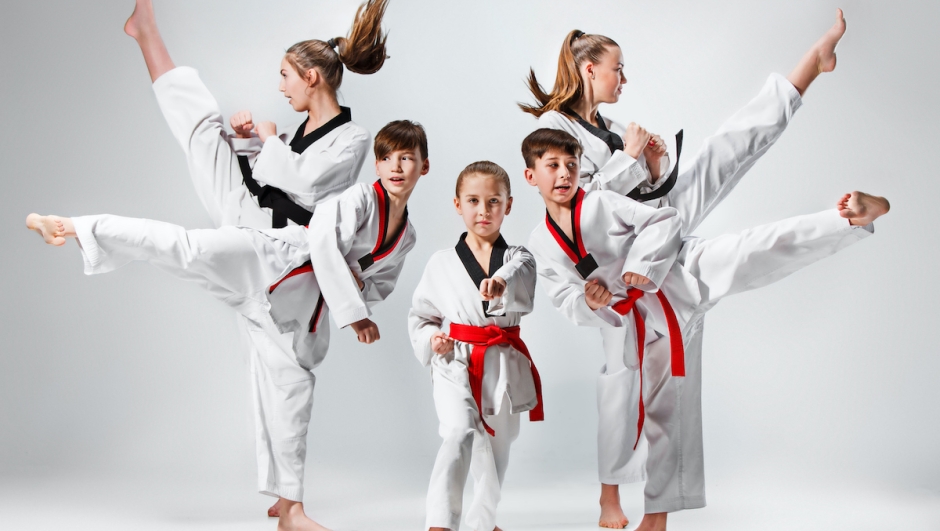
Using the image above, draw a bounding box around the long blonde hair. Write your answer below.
[285,0,390,92]
[519,30,619,118]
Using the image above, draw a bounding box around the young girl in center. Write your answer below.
[408,162,542,531]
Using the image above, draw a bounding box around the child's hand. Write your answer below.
[430,331,454,355]
[351,269,365,291]
[584,279,613,310]
[257,121,277,143]
[623,122,652,158]
[479,276,507,300]
[350,318,380,344]
[230,110,254,138]
[622,272,651,286]
[643,134,667,181]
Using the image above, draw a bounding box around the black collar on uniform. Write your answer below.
[289,106,353,154]
[455,232,509,315]
[570,110,624,154]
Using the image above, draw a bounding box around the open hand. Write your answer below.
[350,318,380,344]
[430,331,454,355]
[479,276,506,301]
[230,110,254,138]
[257,121,277,143]
[623,122,652,158]
[584,279,613,310]
[622,271,651,287]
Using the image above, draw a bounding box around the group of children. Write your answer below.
[25,2,890,531]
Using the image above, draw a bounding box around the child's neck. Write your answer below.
[463,229,501,275]
[303,94,343,134]
[545,198,574,240]
[383,189,412,247]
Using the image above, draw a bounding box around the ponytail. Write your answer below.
[519,30,618,118]
[285,0,390,92]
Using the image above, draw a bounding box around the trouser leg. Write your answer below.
[640,323,707,514]
[466,394,520,531]
[426,365,477,531]
[663,73,803,235]
[678,209,872,307]
[243,318,315,502]
[596,326,648,485]
[152,66,259,227]
[71,214,306,320]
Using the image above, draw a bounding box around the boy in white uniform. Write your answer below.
[26,120,430,531]
[409,162,541,531]
[521,128,889,531]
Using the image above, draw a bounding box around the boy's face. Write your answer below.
[524,149,581,206]
[454,174,512,241]
[375,148,429,197]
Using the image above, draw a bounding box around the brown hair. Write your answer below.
[374,120,428,160]
[455,161,511,197]
[518,30,619,118]
[521,128,583,169]
[285,0,390,92]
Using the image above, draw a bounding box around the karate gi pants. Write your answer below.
[599,209,872,513]
[427,361,520,531]
[597,73,802,495]
[71,212,318,502]
[152,67,316,501]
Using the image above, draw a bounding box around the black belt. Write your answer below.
[627,129,683,203]
[237,155,313,228]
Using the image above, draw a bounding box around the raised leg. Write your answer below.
[787,9,846,95]
[125,0,175,82]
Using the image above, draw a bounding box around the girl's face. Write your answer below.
[454,174,512,241]
[585,45,627,105]
[280,57,315,112]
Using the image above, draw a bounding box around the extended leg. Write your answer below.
[788,9,846,95]
[466,394,519,531]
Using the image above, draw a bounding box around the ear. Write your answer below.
[582,61,595,81]
[453,196,462,214]
[305,68,320,88]
[375,158,381,176]
[420,158,430,175]
[523,168,537,186]
[504,196,513,215]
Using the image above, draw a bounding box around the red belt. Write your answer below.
[610,288,685,449]
[448,323,544,436]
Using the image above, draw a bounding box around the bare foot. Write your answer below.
[837,191,890,226]
[814,8,847,74]
[26,213,68,246]
[634,512,667,531]
[598,484,629,529]
[123,0,157,41]
[268,499,283,518]
[277,499,332,531]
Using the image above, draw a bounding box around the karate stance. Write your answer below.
[26,120,430,531]
[124,0,390,521]
[409,162,541,531]
[521,128,889,531]
[521,10,851,527]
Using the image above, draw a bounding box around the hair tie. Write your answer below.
[327,38,338,50]
[572,30,585,40]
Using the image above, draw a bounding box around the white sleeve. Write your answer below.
[532,246,621,328]
[308,193,370,328]
[407,261,444,367]
[615,198,681,291]
[252,130,370,203]
[487,246,536,316]
[580,149,650,195]
[230,135,264,157]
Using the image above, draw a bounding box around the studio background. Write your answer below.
[1,1,937,529]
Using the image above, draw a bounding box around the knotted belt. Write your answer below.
[448,323,544,436]
[610,288,685,449]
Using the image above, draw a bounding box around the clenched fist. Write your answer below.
[230,110,254,138]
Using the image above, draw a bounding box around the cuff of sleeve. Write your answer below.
[331,305,371,329]
[595,151,645,195]
[769,72,803,114]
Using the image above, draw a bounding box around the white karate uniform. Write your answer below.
[68,181,414,502]
[408,235,538,531]
[539,73,807,509]
[151,66,373,501]
[529,188,872,513]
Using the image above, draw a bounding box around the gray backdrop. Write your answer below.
[2,1,938,530]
